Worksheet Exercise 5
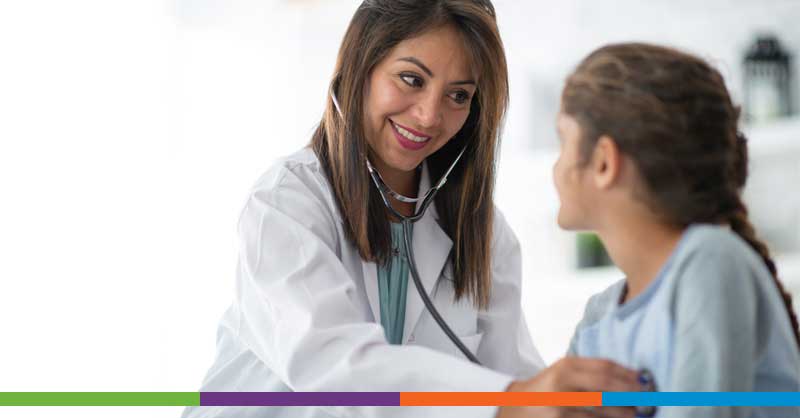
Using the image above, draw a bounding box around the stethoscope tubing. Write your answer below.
[368,151,480,365]
[402,218,481,364]
[331,89,479,364]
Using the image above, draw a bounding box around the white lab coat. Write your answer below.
[182,147,544,418]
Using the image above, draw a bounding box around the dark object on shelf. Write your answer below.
[576,232,612,269]
[743,35,793,123]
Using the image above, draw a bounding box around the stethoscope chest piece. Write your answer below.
[635,368,658,418]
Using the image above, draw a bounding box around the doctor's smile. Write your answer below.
[389,118,432,151]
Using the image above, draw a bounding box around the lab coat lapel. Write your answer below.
[362,261,380,323]
[402,162,453,344]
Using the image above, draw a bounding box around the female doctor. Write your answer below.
[183,1,640,418]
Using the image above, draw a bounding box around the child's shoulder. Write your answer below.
[680,223,759,258]
[668,223,773,305]
[578,279,626,329]
[567,279,625,355]
[674,223,766,277]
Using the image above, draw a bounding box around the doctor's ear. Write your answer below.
[589,135,622,190]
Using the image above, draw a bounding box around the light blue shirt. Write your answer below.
[568,224,800,418]
[377,222,410,345]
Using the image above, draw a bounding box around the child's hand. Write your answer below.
[495,357,639,418]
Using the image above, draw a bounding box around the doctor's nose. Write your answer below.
[412,93,443,129]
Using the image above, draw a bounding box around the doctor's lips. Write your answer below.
[390,119,432,151]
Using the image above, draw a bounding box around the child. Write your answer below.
[555,43,800,417]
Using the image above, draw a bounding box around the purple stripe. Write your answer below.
[200,392,400,406]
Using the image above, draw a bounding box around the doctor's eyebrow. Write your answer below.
[397,56,476,86]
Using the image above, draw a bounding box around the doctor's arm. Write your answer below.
[486,211,640,418]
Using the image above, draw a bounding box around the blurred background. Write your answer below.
[1,0,798,416]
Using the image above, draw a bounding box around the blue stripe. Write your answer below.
[603,392,800,406]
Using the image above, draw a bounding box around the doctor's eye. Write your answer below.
[399,73,424,88]
[449,90,471,105]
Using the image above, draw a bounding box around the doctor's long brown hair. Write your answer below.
[310,0,507,308]
[562,42,800,348]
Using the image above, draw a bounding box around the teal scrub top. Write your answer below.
[377,222,411,344]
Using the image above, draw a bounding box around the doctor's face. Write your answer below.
[363,24,477,174]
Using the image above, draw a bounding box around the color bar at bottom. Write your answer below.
[1,392,799,407]
[0,392,199,406]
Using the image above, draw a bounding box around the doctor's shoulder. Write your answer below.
[248,147,331,199]
[488,206,522,260]
[239,147,341,249]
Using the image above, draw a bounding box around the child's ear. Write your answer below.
[591,135,621,189]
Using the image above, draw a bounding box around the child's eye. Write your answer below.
[400,74,423,88]
[449,90,471,105]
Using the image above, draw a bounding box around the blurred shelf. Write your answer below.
[742,115,800,154]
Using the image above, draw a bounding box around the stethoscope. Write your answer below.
[331,91,480,364]
[636,369,657,417]
[329,92,660,411]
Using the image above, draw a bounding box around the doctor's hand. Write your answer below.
[495,357,639,418]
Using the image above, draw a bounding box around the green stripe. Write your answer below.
[0,392,200,406]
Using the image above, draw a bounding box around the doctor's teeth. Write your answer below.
[395,123,429,142]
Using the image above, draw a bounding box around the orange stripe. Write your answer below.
[399,392,602,406]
